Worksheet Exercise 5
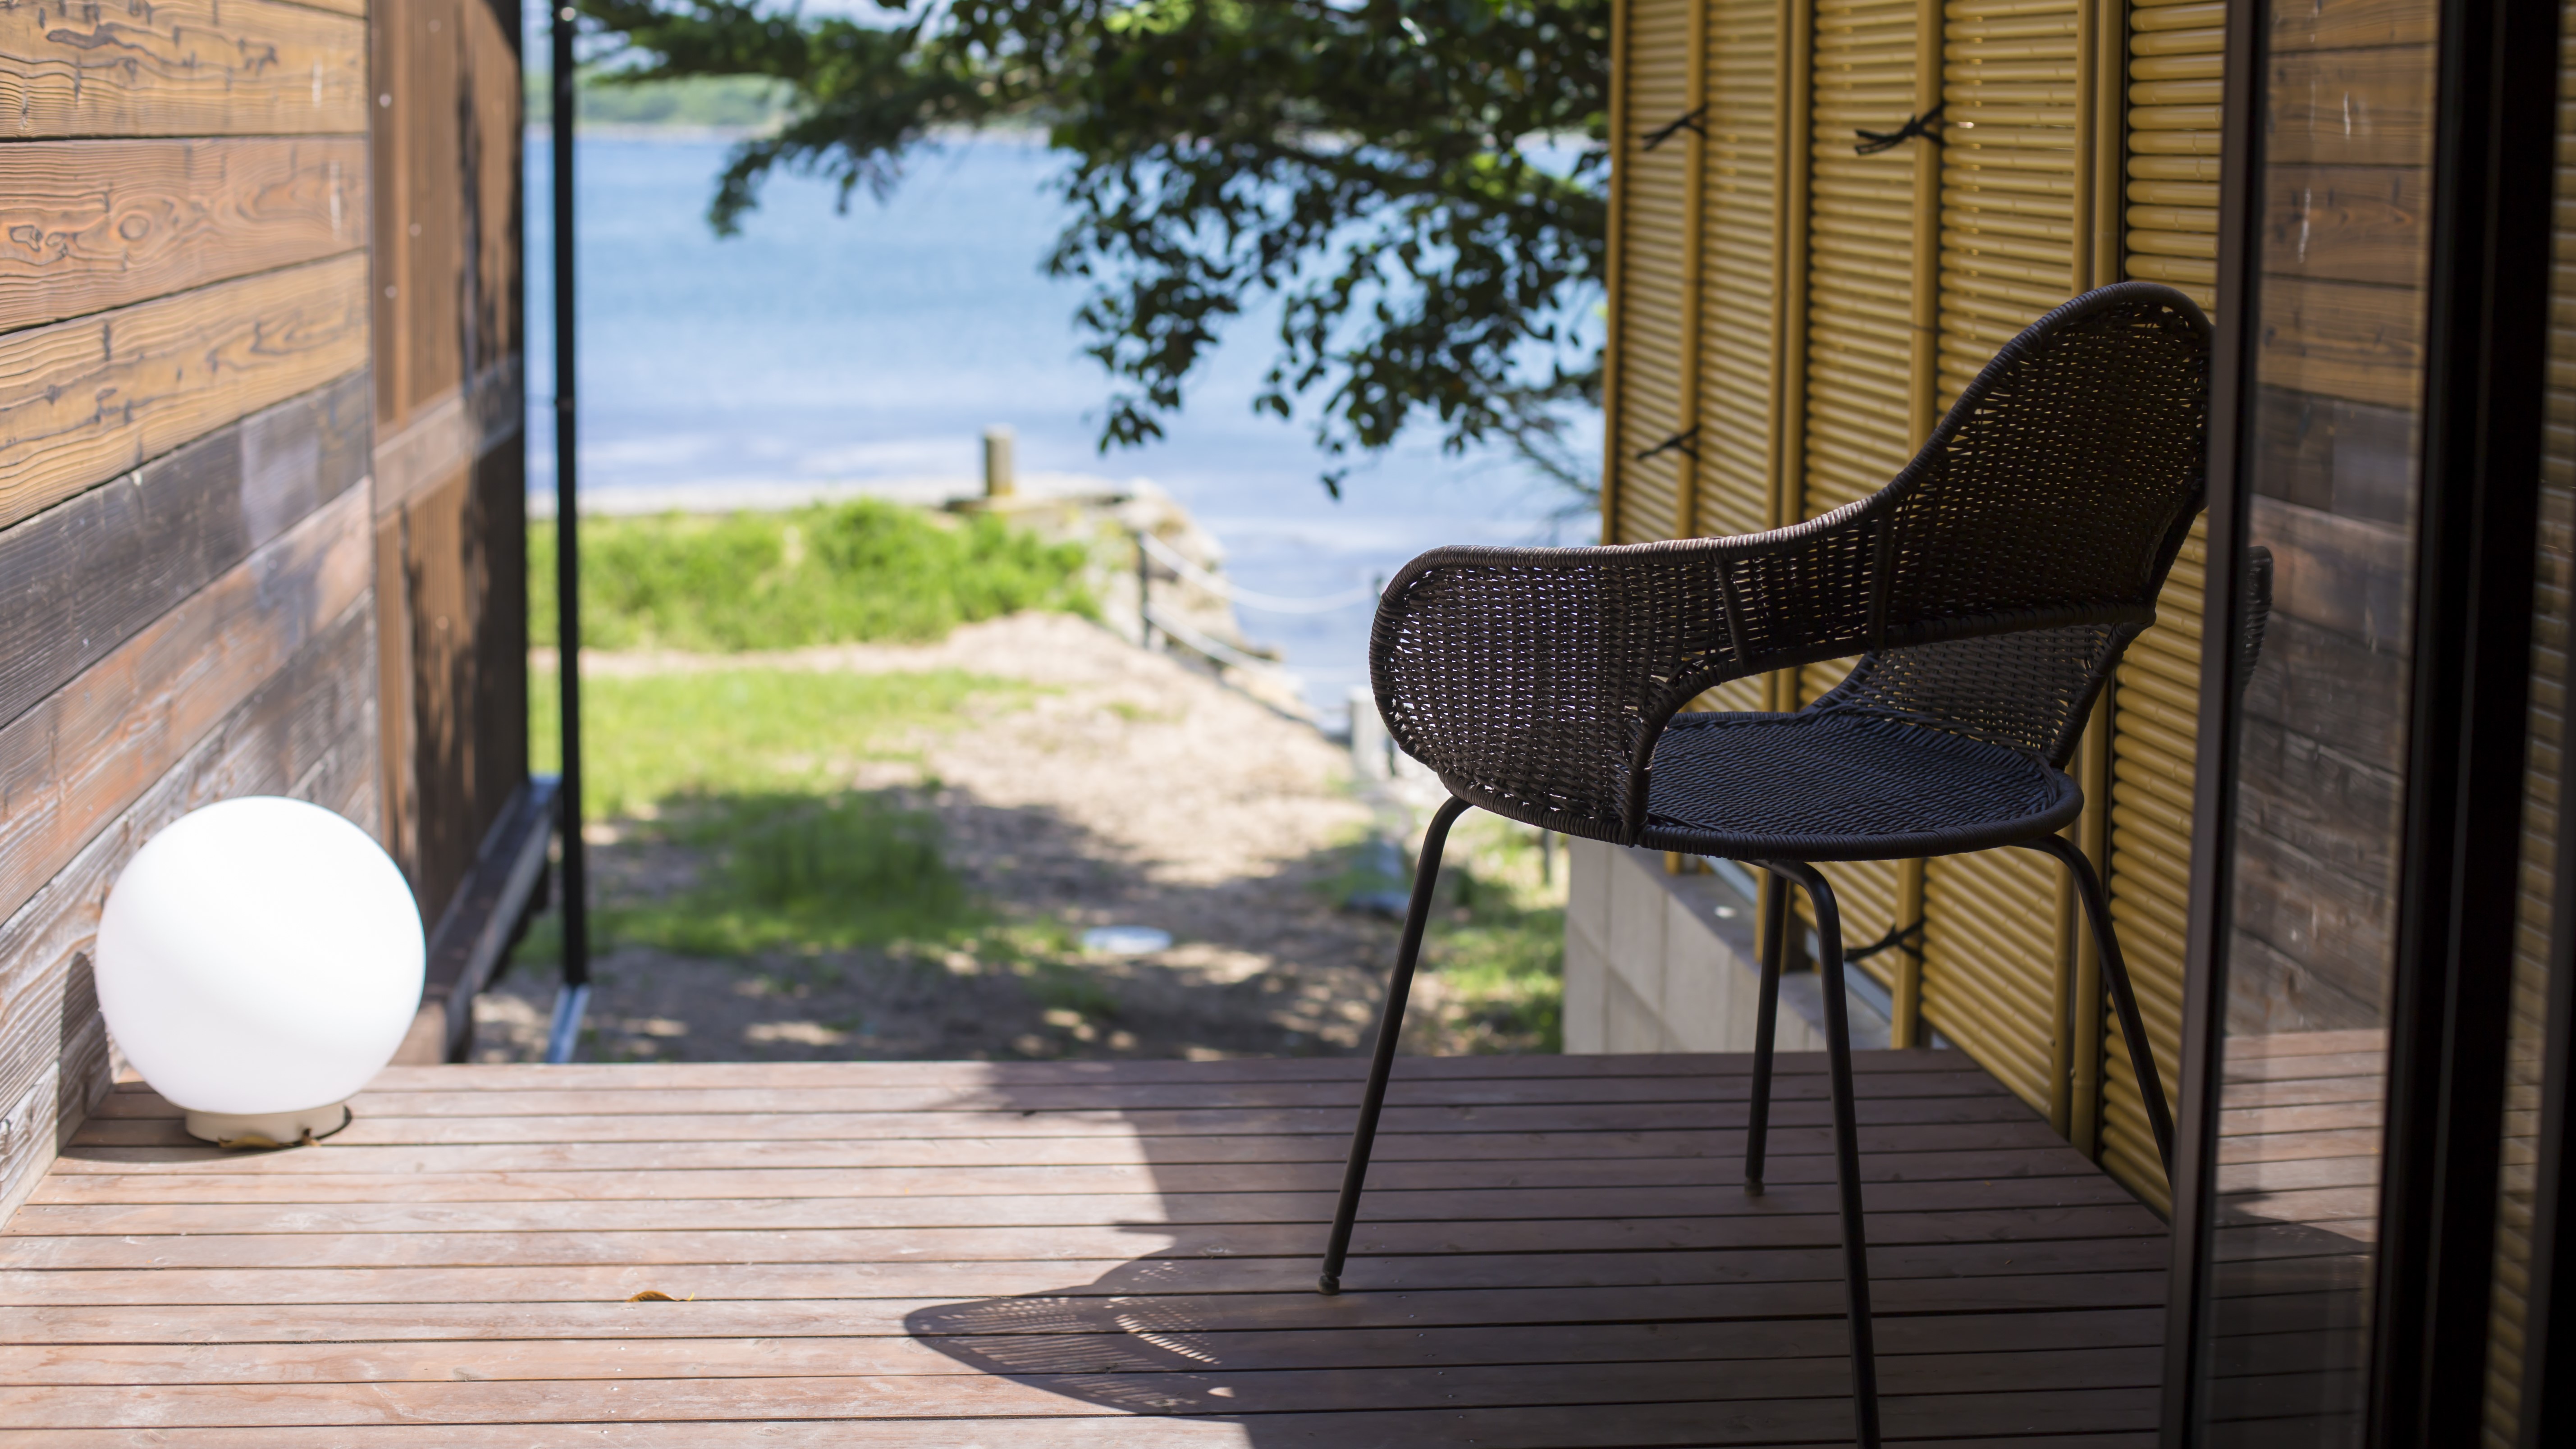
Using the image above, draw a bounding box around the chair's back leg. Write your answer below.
[1745,865,1790,1191]
[1318,795,1472,1296]
[1764,860,1882,1449]
[2020,835,2176,1177]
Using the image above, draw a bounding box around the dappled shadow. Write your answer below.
[481,785,1420,1064]
[888,1049,2172,1444]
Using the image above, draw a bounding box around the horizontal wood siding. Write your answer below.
[0,0,377,1215]
[0,0,369,138]
[0,254,372,532]
[0,138,366,333]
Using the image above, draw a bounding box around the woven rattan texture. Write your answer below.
[1635,709,2083,861]
[1369,282,2210,848]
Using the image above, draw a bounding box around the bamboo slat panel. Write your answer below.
[1685,0,1785,715]
[1910,0,2087,1122]
[1785,0,1923,960]
[2086,0,2228,1205]
[2480,18,2576,1443]
[1610,0,1698,545]
[2123,0,2224,309]
[1935,0,2081,408]
[2101,528,2204,1210]
[1697,0,1786,546]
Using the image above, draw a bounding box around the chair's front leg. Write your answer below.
[1745,865,1789,1192]
[1765,860,1882,1449]
[1319,795,1472,1296]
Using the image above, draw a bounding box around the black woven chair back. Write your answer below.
[1369,282,2209,841]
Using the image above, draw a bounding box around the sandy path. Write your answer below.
[476,614,1409,1062]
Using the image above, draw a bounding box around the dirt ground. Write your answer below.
[474,613,1458,1064]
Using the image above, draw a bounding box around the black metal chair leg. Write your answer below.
[1764,861,1882,1449]
[1318,795,1471,1296]
[1745,864,1789,1193]
[2021,834,2175,1176]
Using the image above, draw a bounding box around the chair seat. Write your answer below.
[1638,708,2083,863]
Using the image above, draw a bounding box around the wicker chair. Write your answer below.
[1321,282,2233,1448]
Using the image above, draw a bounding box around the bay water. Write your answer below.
[526,133,1599,720]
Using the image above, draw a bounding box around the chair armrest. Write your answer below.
[1368,521,1884,845]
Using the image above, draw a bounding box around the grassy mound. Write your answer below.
[531,500,1095,653]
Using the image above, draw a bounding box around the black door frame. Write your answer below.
[2162,0,2567,1440]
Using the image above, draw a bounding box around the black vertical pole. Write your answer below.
[545,2,589,1062]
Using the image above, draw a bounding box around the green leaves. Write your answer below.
[574,0,1608,496]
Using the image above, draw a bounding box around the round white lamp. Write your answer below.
[96,797,424,1148]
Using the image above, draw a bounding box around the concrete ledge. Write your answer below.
[1564,837,1898,1055]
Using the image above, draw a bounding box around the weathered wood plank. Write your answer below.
[77,1066,2032,1119]
[0,254,370,531]
[38,1126,2084,1175]
[0,371,370,733]
[5,1181,2160,1237]
[0,138,365,333]
[0,480,371,928]
[0,1349,2163,1428]
[0,1204,2163,1271]
[0,0,367,140]
[2265,46,2432,169]
[3,1299,2160,1350]
[23,1146,2106,1203]
[2260,165,2425,289]
[0,600,377,1220]
[2255,273,2426,411]
[0,1416,2159,1449]
[62,1096,2066,1148]
[320,1048,1974,1089]
[0,1256,2167,1312]
[0,1326,2159,1386]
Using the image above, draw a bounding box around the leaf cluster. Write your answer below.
[573,0,1610,494]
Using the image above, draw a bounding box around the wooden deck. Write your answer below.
[0,1050,2167,1445]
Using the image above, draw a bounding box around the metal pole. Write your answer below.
[545,3,590,1063]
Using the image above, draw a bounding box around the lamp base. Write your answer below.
[183,1102,353,1149]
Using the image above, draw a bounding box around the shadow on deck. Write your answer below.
[1,1049,2166,1445]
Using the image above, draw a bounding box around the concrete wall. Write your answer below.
[1564,836,1897,1055]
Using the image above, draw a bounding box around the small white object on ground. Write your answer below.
[1082,926,1175,955]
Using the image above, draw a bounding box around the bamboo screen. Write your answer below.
[1599,0,2229,1196]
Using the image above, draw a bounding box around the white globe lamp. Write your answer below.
[96,797,424,1147]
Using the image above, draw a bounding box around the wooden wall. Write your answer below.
[0,0,530,1215]
[0,2,378,1215]
[370,0,528,932]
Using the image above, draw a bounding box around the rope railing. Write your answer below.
[1137,530,1380,613]
[1140,602,1291,674]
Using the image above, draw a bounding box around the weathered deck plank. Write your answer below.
[0,1050,2165,1443]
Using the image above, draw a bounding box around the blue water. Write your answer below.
[526,134,1599,718]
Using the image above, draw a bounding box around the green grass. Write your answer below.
[532,666,1029,819]
[1424,820,1567,1052]
[523,667,1038,963]
[1322,817,1566,1053]
[531,500,1095,654]
[613,790,986,958]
